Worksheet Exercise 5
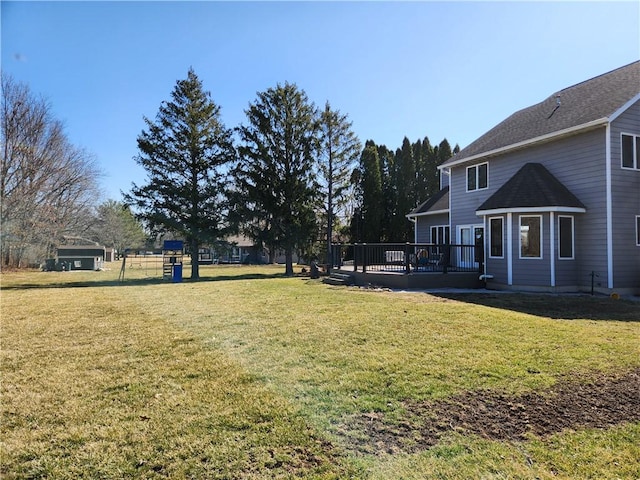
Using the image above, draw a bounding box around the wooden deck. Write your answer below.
[334,266,483,290]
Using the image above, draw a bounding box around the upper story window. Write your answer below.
[466,162,488,191]
[621,133,640,170]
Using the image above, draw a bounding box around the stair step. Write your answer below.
[322,272,354,286]
[329,272,353,281]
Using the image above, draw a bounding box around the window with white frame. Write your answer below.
[520,215,542,258]
[466,162,488,191]
[489,217,503,258]
[621,133,640,170]
[636,216,640,246]
[430,225,450,245]
[558,215,574,259]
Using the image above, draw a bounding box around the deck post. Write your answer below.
[405,243,411,274]
[353,244,358,272]
[362,243,367,274]
[442,244,450,274]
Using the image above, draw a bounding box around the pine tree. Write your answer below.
[318,102,361,270]
[125,69,234,280]
[234,82,319,276]
[377,144,397,242]
[357,142,383,242]
[394,137,416,241]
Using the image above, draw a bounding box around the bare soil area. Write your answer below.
[342,368,640,455]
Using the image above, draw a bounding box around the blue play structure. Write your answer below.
[163,240,184,282]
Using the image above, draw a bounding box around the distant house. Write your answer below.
[210,235,300,265]
[409,61,640,294]
[56,245,106,271]
[215,236,268,264]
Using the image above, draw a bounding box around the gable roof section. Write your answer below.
[443,61,640,168]
[476,163,586,215]
[407,186,449,218]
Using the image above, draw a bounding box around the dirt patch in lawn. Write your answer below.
[342,368,640,455]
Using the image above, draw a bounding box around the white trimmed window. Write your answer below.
[520,215,542,258]
[466,162,488,191]
[558,215,574,259]
[489,217,503,258]
[621,133,640,170]
[430,225,450,245]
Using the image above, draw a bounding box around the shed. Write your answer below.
[56,245,106,270]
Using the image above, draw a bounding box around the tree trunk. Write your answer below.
[284,248,294,276]
[190,238,199,280]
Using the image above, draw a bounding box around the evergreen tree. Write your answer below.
[377,144,397,242]
[393,137,416,241]
[421,136,440,199]
[347,135,457,245]
[234,82,319,276]
[437,138,453,166]
[125,69,235,280]
[318,102,361,270]
[357,142,383,242]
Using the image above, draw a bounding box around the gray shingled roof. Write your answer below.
[408,186,449,217]
[443,61,640,166]
[476,163,586,213]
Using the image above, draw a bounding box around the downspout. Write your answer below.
[507,213,513,285]
[407,214,418,243]
[443,167,452,249]
[605,123,614,289]
[550,212,555,287]
[481,215,490,283]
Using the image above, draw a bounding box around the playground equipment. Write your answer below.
[117,241,184,282]
[162,240,184,282]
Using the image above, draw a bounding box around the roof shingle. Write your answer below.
[409,186,449,216]
[476,163,586,213]
[443,61,640,166]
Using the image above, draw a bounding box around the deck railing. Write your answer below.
[330,243,482,274]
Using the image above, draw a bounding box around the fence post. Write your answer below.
[362,243,367,274]
[442,244,450,274]
[405,243,411,274]
[353,244,358,272]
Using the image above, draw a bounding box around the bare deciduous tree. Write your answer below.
[1,74,101,268]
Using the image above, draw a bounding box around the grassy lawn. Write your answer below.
[2,263,639,479]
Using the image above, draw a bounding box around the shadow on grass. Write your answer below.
[0,272,299,290]
[430,292,640,322]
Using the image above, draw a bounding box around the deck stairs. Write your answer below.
[322,271,354,286]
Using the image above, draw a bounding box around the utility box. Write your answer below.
[163,240,184,282]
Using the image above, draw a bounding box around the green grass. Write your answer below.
[2,264,639,478]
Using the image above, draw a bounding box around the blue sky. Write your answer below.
[3,1,639,201]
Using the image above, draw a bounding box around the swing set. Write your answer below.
[118,241,184,282]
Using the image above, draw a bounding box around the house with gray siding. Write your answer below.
[408,61,640,294]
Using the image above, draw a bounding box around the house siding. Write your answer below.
[450,128,607,291]
[610,100,640,291]
[415,213,449,243]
